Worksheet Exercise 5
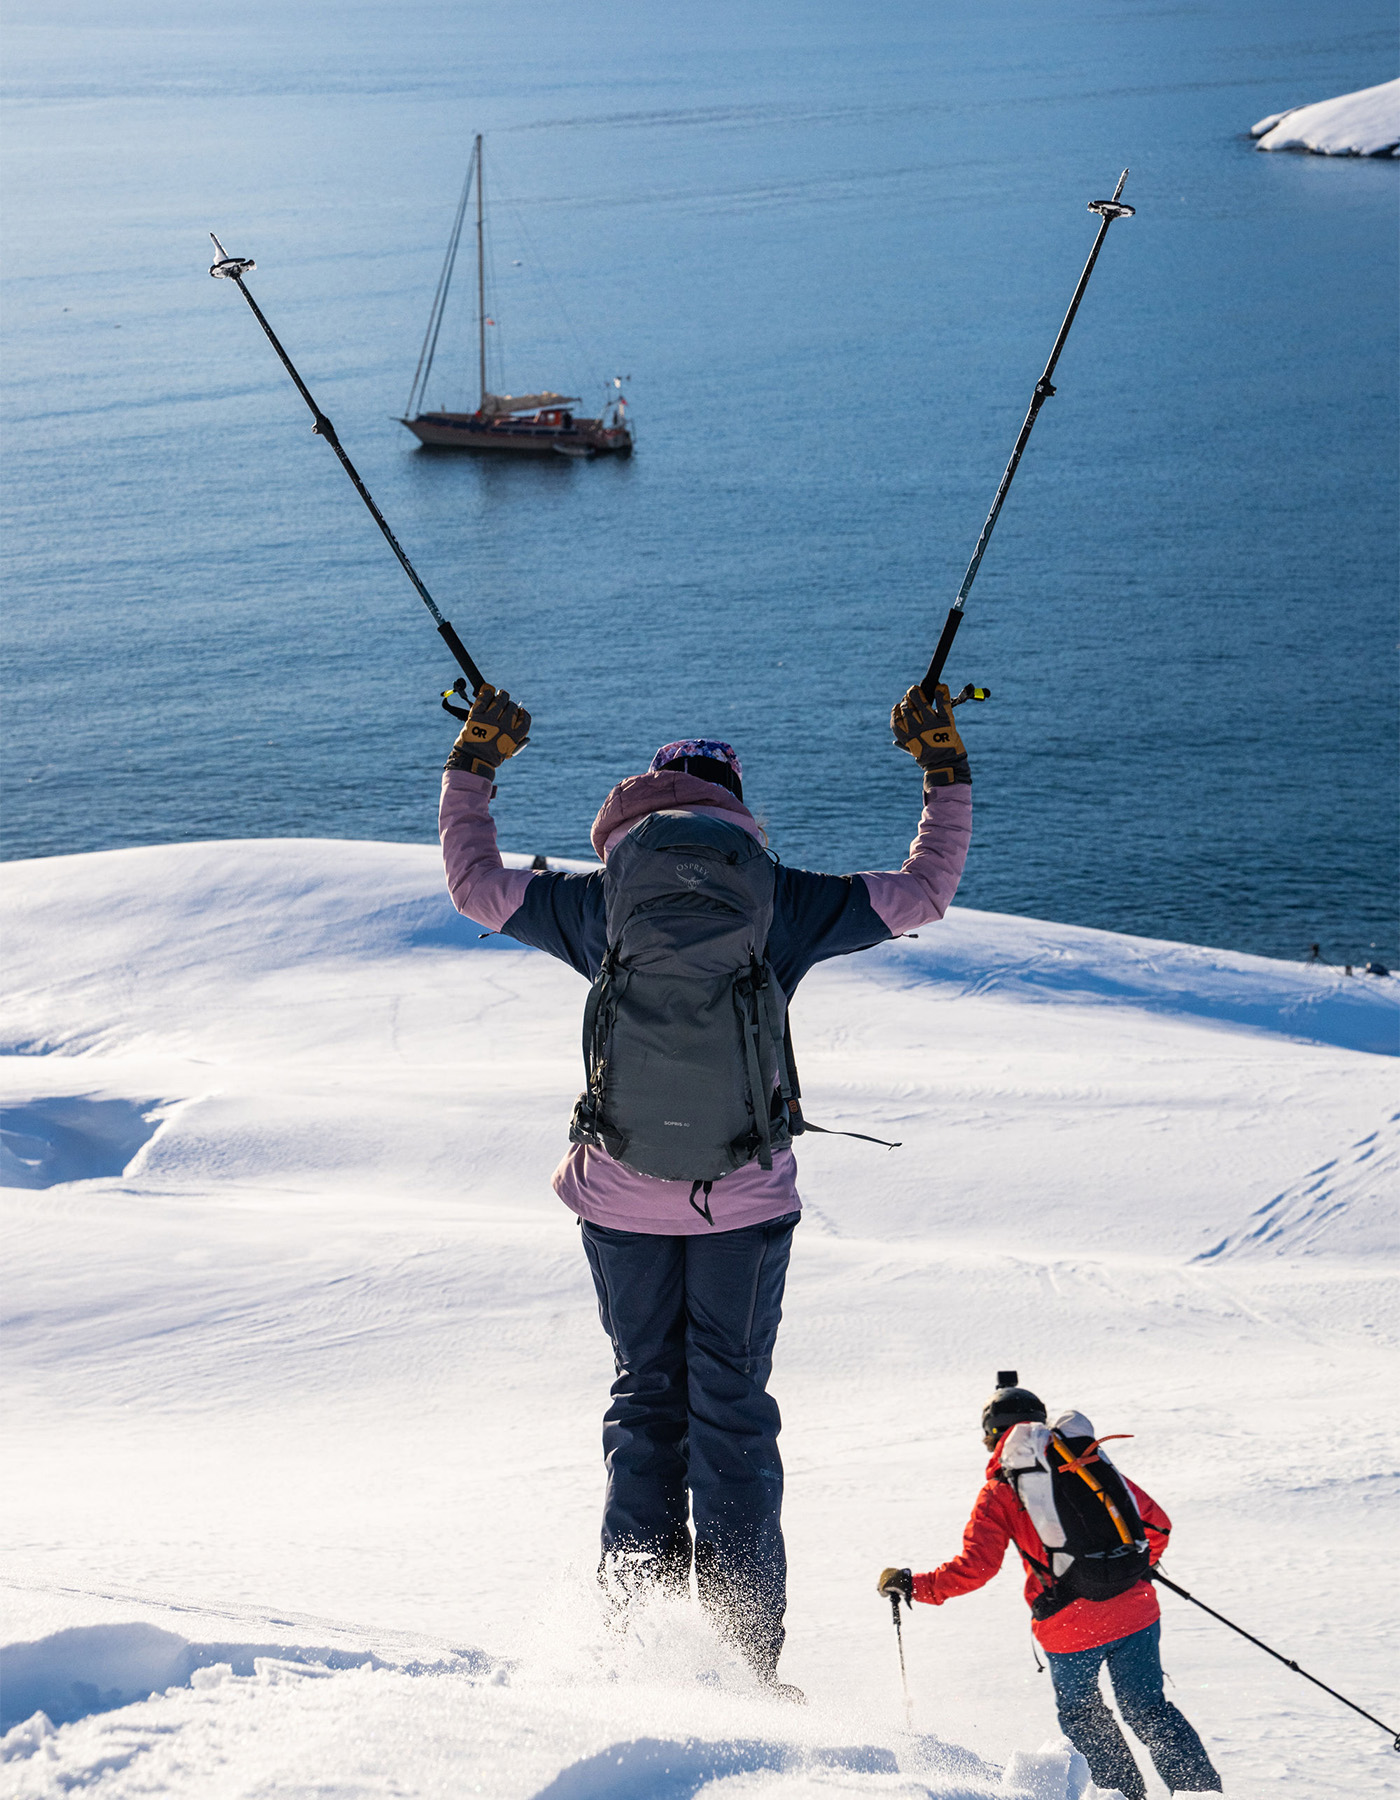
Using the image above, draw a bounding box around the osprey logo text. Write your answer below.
[674,862,709,889]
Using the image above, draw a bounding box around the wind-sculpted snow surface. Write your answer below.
[0,1094,168,1188]
[0,1615,1121,1800]
[870,910,1397,1058]
[1251,78,1400,156]
[1,840,1396,1797]
[2,839,1392,1061]
[0,1620,474,1732]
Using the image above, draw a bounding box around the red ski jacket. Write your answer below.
[910,1436,1171,1653]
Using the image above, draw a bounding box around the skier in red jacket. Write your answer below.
[879,1378,1221,1799]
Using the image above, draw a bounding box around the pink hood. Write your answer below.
[589,770,763,861]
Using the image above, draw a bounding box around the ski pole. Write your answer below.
[921,170,1135,701]
[207,233,487,702]
[889,1590,914,1729]
[1152,1568,1400,1751]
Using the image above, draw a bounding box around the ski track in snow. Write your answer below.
[1195,1112,1400,1264]
[2,840,1398,1798]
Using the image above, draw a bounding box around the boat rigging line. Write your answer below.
[207,231,487,700]
[405,138,480,421]
[492,159,610,406]
[922,169,1135,707]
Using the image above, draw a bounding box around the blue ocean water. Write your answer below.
[2,0,1396,965]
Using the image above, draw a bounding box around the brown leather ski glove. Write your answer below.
[877,1566,914,1604]
[891,684,969,786]
[445,684,531,779]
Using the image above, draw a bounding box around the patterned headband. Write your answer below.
[649,738,743,779]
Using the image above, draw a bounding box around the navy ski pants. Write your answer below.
[1046,1622,1222,1798]
[579,1211,798,1676]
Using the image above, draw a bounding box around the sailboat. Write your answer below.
[399,135,632,457]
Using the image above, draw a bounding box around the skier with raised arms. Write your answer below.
[440,680,972,1693]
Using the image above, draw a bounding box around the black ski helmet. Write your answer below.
[981,1369,1046,1439]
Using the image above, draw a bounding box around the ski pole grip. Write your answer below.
[920,606,964,700]
[437,620,486,695]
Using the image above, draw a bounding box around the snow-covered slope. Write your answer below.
[2,840,1396,1799]
[1252,78,1400,156]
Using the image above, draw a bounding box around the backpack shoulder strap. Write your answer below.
[571,949,622,1148]
[579,947,617,1074]
[736,964,774,1172]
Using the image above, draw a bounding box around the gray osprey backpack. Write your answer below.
[569,810,795,1210]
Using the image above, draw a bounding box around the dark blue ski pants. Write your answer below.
[579,1211,798,1676]
[1046,1622,1222,1798]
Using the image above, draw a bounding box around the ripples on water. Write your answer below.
[2,0,1395,965]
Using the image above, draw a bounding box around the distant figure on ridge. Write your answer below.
[440,681,972,1693]
[878,1376,1222,1796]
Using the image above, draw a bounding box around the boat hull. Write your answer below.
[402,413,632,456]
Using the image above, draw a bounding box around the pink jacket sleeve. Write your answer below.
[439,769,537,931]
[857,783,972,936]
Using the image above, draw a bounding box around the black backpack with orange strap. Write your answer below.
[999,1411,1155,1620]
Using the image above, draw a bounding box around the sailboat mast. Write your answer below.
[475,133,486,412]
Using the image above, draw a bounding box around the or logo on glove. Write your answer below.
[446,684,532,779]
[891,684,968,786]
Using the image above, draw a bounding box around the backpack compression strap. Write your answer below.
[1049,1433,1137,1547]
[738,967,774,1171]
[1052,1435,1133,1477]
[797,1120,903,1149]
[777,1006,902,1149]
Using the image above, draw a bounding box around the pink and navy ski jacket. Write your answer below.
[440,765,971,1235]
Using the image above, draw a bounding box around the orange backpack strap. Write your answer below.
[1050,1432,1136,1546]
[1052,1434,1133,1477]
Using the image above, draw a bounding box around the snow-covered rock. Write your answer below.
[1252,78,1400,156]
